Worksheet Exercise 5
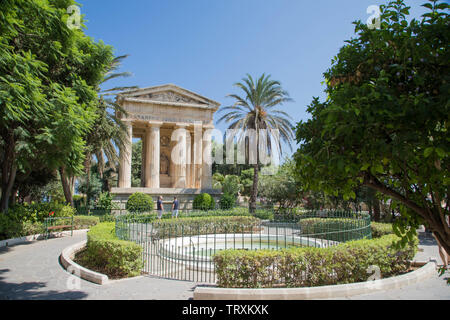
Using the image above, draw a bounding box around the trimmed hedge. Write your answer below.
[126,192,154,214]
[81,222,143,278]
[213,234,418,288]
[298,218,371,242]
[371,222,394,238]
[149,216,261,238]
[119,207,252,222]
[193,193,215,210]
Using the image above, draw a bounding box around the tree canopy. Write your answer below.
[294,0,449,251]
[0,0,115,211]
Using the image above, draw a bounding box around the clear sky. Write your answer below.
[77,0,429,158]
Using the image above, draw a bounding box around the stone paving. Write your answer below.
[0,233,196,300]
[0,229,448,300]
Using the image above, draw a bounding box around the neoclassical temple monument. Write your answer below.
[111,84,221,210]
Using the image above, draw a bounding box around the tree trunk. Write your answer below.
[363,173,450,255]
[84,153,91,206]
[373,199,381,222]
[0,163,16,213]
[1,133,17,213]
[249,163,259,213]
[59,167,74,207]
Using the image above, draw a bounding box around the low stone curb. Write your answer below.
[194,261,438,300]
[0,229,89,248]
[60,240,109,285]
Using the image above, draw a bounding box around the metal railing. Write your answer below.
[43,216,74,240]
[115,210,372,283]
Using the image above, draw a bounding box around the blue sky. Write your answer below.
[77,0,429,158]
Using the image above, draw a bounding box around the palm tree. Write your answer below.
[217,74,295,213]
[82,55,138,205]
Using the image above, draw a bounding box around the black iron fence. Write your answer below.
[115,210,372,283]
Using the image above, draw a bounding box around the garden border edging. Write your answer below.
[193,261,437,300]
[60,240,109,285]
[0,229,89,248]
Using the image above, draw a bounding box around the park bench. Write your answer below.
[44,217,74,240]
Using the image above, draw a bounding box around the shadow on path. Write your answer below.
[0,268,88,300]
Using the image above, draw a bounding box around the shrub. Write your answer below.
[0,203,76,240]
[371,222,393,238]
[81,222,143,278]
[118,207,252,223]
[252,209,274,220]
[73,216,100,229]
[149,216,260,238]
[193,193,215,210]
[0,214,29,240]
[126,193,154,214]
[219,193,236,210]
[97,192,119,210]
[213,234,418,288]
[298,217,371,242]
[222,175,241,197]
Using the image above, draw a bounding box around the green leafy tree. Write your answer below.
[239,168,254,197]
[218,74,295,213]
[131,140,142,187]
[76,172,103,207]
[294,0,449,251]
[0,0,114,211]
[212,172,225,189]
[82,54,137,202]
[258,158,303,210]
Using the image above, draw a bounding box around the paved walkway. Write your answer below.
[0,229,448,300]
[0,233,196,300]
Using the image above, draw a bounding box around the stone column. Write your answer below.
[118,121,133,188]
[172,124,187,188]
[145,121,163,189]
[186,131,192,188]
[141,134,146,187]
[202,128,213,189]
[193,123,203,189]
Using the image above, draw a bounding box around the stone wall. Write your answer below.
[111,188,222,213]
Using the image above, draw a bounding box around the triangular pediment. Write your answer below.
[119,84,220,108]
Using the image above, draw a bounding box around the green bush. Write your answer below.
[371,222,393,238]
[118,207,252,223]
[193,193,215,210]
[150,216,260,238]
[213,234,418,288]
[252,209,274,220]
[0,214,45,240]
[5,203,75,223]
[298,217,371,242]
[219,193,236,210]
[126,193,154,214]
[0,203,76,240]
[73,216,100,229]
[97,192,119,210]
[81,222,143,278]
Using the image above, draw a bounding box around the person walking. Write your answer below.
[157,196,164,219]
[172,197,179,219]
